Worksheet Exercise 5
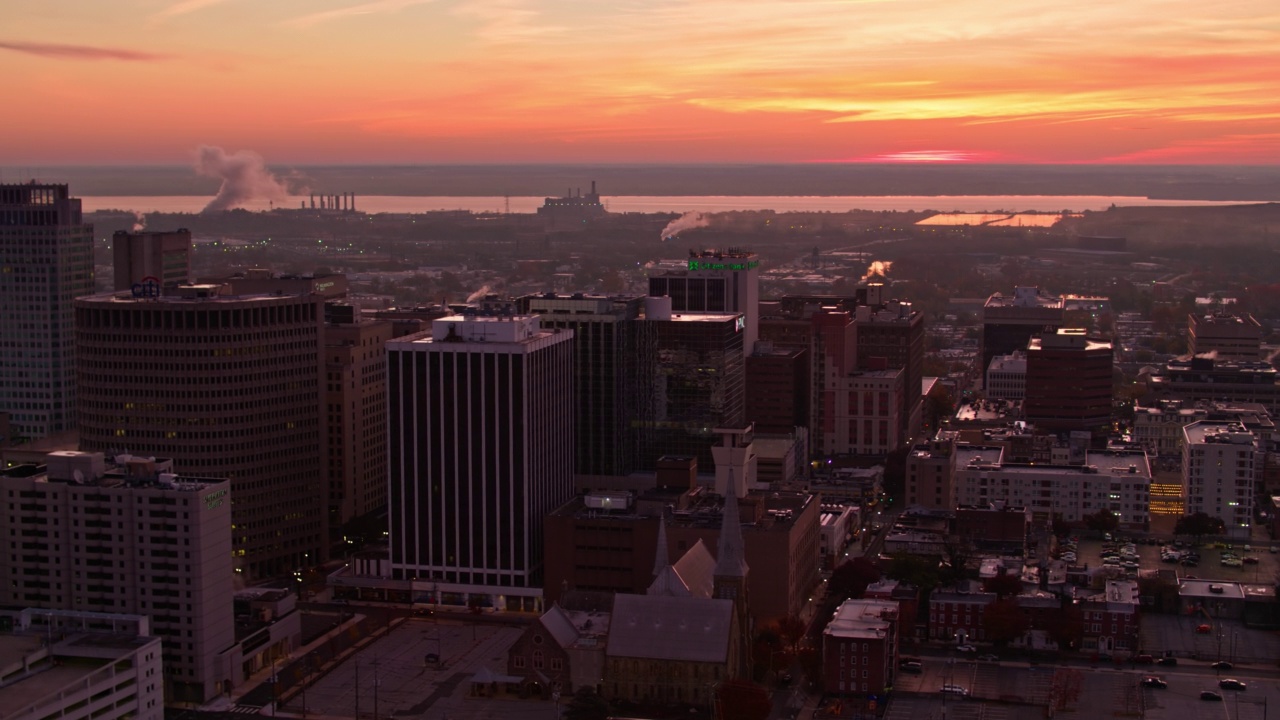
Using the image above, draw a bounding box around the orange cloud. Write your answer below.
[0,41,175,62]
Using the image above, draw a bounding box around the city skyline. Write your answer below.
[3,0,1279,165]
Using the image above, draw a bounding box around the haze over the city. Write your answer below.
[4,0,1280,165]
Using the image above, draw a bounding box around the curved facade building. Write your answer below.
[75,285,326,579]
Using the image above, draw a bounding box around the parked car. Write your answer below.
[901,661,923,674]
[1201,691,1223,701]
[977,654,999,662]
[1219,679,1247,691]
[1211,661,1233,670]
[1157,657,1178,667]
[1140,677,1168,689]
[941,684,969,697]
[1242,556,1260,565]
[1135,654,1154,664]
[1196,624,1212,634]
[955,644,977,653]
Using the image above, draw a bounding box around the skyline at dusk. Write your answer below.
[4,0,1279,165]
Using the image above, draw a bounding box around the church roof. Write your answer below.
[607,594,734,663]
[714,469,749,578]
[647,539,715,599]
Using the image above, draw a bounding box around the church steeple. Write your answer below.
[714,469,748,580]
[714,468,752,680]
[653,509,670,578]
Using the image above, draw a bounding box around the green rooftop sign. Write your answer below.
[687,259,759,271]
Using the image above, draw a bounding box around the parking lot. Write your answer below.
[1060,536,1280,585]
[890,657,1280,720]
[280,618,557,720]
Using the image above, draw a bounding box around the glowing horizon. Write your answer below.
[3,0,1279,165]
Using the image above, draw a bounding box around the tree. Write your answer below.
[1051,513,1073,539]
[562,687,610,720]
[982,599,1029,647]
[983,573,1023,600]
[716,679,772,720]
[1174,512,1225,543]
[1083,509,1120,535]
[829,557,881,602]
[773,615,807,656]
[1044,605,1085,651]
[886,553,939,592]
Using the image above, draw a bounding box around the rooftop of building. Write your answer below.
[1178,579,1245,600]
[1157,357,1277,376]
[542,604,611,649]
[954,445,1151,478]
[824,599,898,640]
[553,486,814,533]
[988,353,1027,372]
[1183,421,1258,446]
[1028,329,1112,353]
[0,451,227,492]
[0,629,156,714]
[984,286,1064,311]
[607,594,733,663]
[78,284,316,305]
[1192,312,1261,328]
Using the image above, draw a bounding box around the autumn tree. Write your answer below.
[886,553,939,591]
[1044,605,1085,651]
[1174,512,1225,543]
[982,599,1029,647]
[829,556,881,602]
[563,687,610,720]
[716,679,772,720]
[983,573,1023,600]
[1083,509,1120,535]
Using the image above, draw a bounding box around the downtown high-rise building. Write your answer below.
[111,229,192,291]
[642,299,746,471]
[387,314,574,611]
[515,292,656,477]
[0,183,94,440]
[0,451,233,704]
[323,301,391,530]
[75,284,327,579]
[648,249,760,356]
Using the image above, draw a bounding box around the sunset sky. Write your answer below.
[3,0,1279,164]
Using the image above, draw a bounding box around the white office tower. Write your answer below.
[387,313,575,613]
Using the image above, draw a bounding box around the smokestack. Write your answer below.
[591,180,596,196]
[310,193,314,209]
[351,193,356,212]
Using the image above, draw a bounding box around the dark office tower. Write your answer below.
[854,294,925,440]
[324,301,391,531]
[111,229,192,291]
[641,298,745,470]
[1188,310,1263,361]
[388,314,574,611]
[1024,329,1114,436]
[745,343,809,434]
[981,286,1064,375]
[648,249,760,356]
[515,293,655,477]
[75,284,327,579]
[0,183,93,440]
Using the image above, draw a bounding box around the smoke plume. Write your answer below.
[860,260,893,283]
[465,285,492,303]
[195,146,290,213]
[660,211,710,240]
[131,211,146,232]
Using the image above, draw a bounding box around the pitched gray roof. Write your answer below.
[607,594,733,663]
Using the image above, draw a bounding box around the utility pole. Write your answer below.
[354,661,360,720]
[373,656,380,720]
